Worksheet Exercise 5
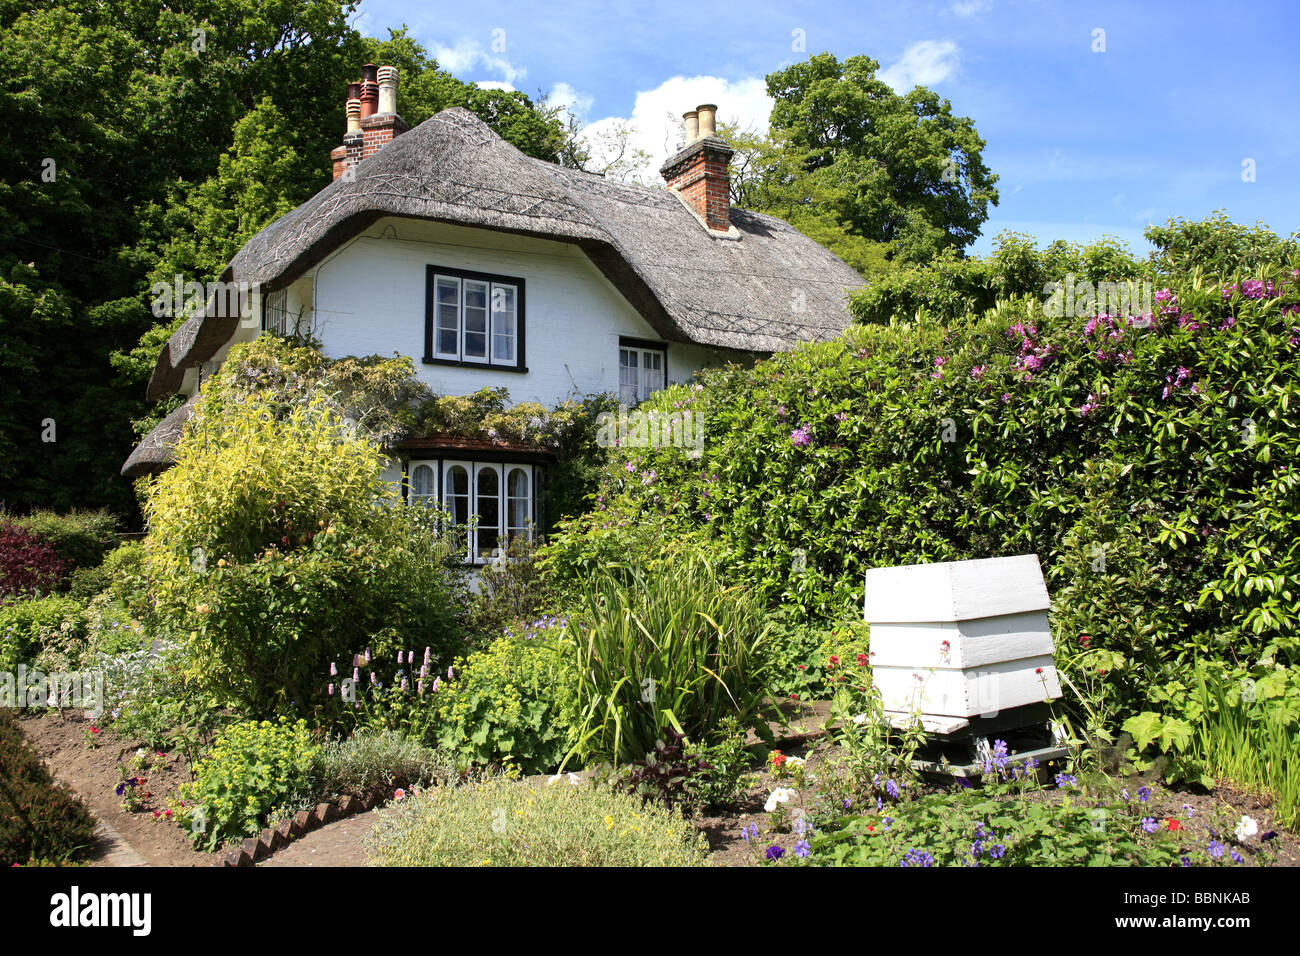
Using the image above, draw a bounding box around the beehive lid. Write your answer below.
[864,554,1049,623]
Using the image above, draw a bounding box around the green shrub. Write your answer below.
[552,213,1300,726]
[0,596,85,671]
[313,730,457,799]
[0,710,97,864]
[143,376,462,714]
[563,551,775,765]
[5,510,119,574]
[177,718,319,852]
[431,626,577,775]
[68,540,146,603]
[364,775,710,867]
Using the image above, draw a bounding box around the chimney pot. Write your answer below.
[696,104,718,138]
[682,110,699,144]
[377,65,399,114]
[345,82,361,133]
[660,103,733,232]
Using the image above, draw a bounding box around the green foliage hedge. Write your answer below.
[3,510,119,573]
[545,217,1300,723]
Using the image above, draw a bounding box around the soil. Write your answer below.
[16,710,219,867]
[16,700,1300,868]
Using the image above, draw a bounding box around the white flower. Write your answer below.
[764,787,798,813]
[785,755,806,768]
[1235,815,1259,842]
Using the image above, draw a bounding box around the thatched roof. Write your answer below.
[144,107,865,402]
[121,395,198,478]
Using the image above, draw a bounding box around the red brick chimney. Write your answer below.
[660,103,734,233]
[331,64,409,182]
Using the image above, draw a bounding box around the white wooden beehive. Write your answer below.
[863,554,1061,730]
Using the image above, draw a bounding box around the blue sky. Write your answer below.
[353,0,1300,257]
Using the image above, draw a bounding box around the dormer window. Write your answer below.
[424,266,526,371]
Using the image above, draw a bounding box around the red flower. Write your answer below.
[796,664,807,671]
[89,726,100,735]
[1080,634,1091,646]
[828,655,840,668]
[856,654,868,667]
[790,693,799,701]
[1035,667,1044,674]
[771,751,787,768]
[1165,818,1183,831]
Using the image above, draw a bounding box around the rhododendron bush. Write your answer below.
[544,216,1300,719]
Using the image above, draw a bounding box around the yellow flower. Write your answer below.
[604,815,614,830]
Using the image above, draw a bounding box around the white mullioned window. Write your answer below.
[428,459,536,564]
[427,267,523,368]
[619,345,666,404]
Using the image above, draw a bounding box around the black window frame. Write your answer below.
[423,265,527,373]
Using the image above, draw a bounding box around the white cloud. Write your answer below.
[476,80,516,92]
[879,40,960,91]
[433,38,526,84]
[547,81,594,119]
[949,0,992,16]
[578,74,772,184]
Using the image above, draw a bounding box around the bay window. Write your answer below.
[406,457,541,564]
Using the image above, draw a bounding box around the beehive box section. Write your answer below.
[864,555,1061,721]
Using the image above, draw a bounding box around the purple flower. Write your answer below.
[1208,840,1225,859]
[790,425,813,448]
[1055,773,1078,789]
[901,849,934,867]
[765,844,785,861]
[794,840,811,858]
[1137,786,1152,802]
[1141,817,1159,833]
[885,779,900,799]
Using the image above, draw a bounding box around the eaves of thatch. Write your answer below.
[143,107,865,404]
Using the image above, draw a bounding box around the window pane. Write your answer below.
[619,348,639,405]
[643,351,665,397]
[443,463,470,560]
[436,277,460,356]
[411,463,435,500]
[507,467,530,534]
[463,280,488,359]
[475,465,500,560]
[491,284,516,364]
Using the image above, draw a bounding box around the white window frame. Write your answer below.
[619,345,666,405]
[419,458,539,565]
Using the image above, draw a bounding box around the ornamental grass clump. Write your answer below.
[364,775,710,867]
[562,550,775,765]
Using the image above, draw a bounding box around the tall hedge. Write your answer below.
[545,233,1300,718]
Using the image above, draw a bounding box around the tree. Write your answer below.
[748,53,998,267]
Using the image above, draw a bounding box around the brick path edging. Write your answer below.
[218,791,383,867]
